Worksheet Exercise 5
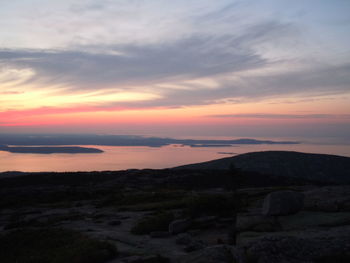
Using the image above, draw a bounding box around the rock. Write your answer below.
[180,245,233,263]
[150,231,171,238]
[278,211,350,231]
[109,220,122,226]
[168,219,192,234]
[193,216,217,226]
[236,231,270,246]
[176,233,193,245]
[242,233,350,263]
[218,217,235,224]
[188,229,201,236]
[121,255,169,263]
[262,190,304,216]
[236,214,278,232]
[184,240,207,252]
[235,226,350,263]
[303,186,350,212]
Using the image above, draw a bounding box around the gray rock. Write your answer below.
[262,190,304,216]
[278,211,350,231]
[169,219,192,234]
[150,231,171,238]
[218,217,235,224]
[184,240,207,252]
[243,234,350,263]
[236,231,271,246]
[193,216,217,225]
[191,216,217,229]
[180,245,233,263]
[304,186,350,212]
[121,255,168,263]
[176,233,193,245]
[236,214,278,232]
[108,220,122,226]
[235,226,350,263]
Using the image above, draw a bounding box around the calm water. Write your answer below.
[1,142,350,172]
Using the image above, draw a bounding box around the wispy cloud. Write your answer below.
[0,0,349,137]
[0,32,265,88]
[1,16,349,110]
[210,113,350,119]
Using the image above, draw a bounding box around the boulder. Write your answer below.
[121,255,169,263]
[303,186,350,212]
[184,240,207,252]
[176,233,193,245]
[262,190,304,216]
[236,214,278,232]
[243,233,350,263]
[278,211,350,231]
[236,231,271,246]
[193,216,217,228]
[235,226,350,263]
[150,231,171,238]
[108,220,122,226]
[180,245,233,263]
[169,219,192,234]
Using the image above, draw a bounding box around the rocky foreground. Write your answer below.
[0,154,350,262]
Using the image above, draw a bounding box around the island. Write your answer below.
[0,145,103,154]
[0,134,299,148]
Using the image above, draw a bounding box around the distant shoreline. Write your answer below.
[0,134,299,148]
[0,145,103,154]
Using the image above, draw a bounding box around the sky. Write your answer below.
[0,0,350,141]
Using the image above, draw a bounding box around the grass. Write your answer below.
[131,212,175,235]
[0,228,117,263]
[4,213,85,230]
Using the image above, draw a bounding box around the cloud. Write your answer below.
[209,113,350,119]
[0,91,23,95]
[0,33,265,90]
[0,105,144,119]
[0,16,349,111]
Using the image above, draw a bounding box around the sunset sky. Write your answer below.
[1,0,350,140]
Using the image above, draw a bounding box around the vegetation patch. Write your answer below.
[4,213,85,230]
[131,212,174,235]
[184,193,235,218]
[120,199,185,212]
[97,190,186,209]
[0,228,117,263]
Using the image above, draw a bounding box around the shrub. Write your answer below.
[131,212,174,235]
[184,193,235,218]
[0,228,117,263]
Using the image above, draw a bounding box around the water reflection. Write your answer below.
[0,143,349,172]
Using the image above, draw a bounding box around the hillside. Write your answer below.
[175,151,350,184]
[0,154,349,262]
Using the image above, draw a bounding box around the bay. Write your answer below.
[0,142,349,172]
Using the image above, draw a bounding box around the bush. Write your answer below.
[131,212,174,235]
[97,190,185,208]
[0,228,117,263]
[184,193,235,218]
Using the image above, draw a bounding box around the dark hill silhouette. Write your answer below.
[174,151,350,184]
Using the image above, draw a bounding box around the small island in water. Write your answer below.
[0,145,103,154]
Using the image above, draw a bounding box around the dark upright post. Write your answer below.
[227,163,240,245]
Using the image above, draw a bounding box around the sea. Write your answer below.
[1,137,349,172]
